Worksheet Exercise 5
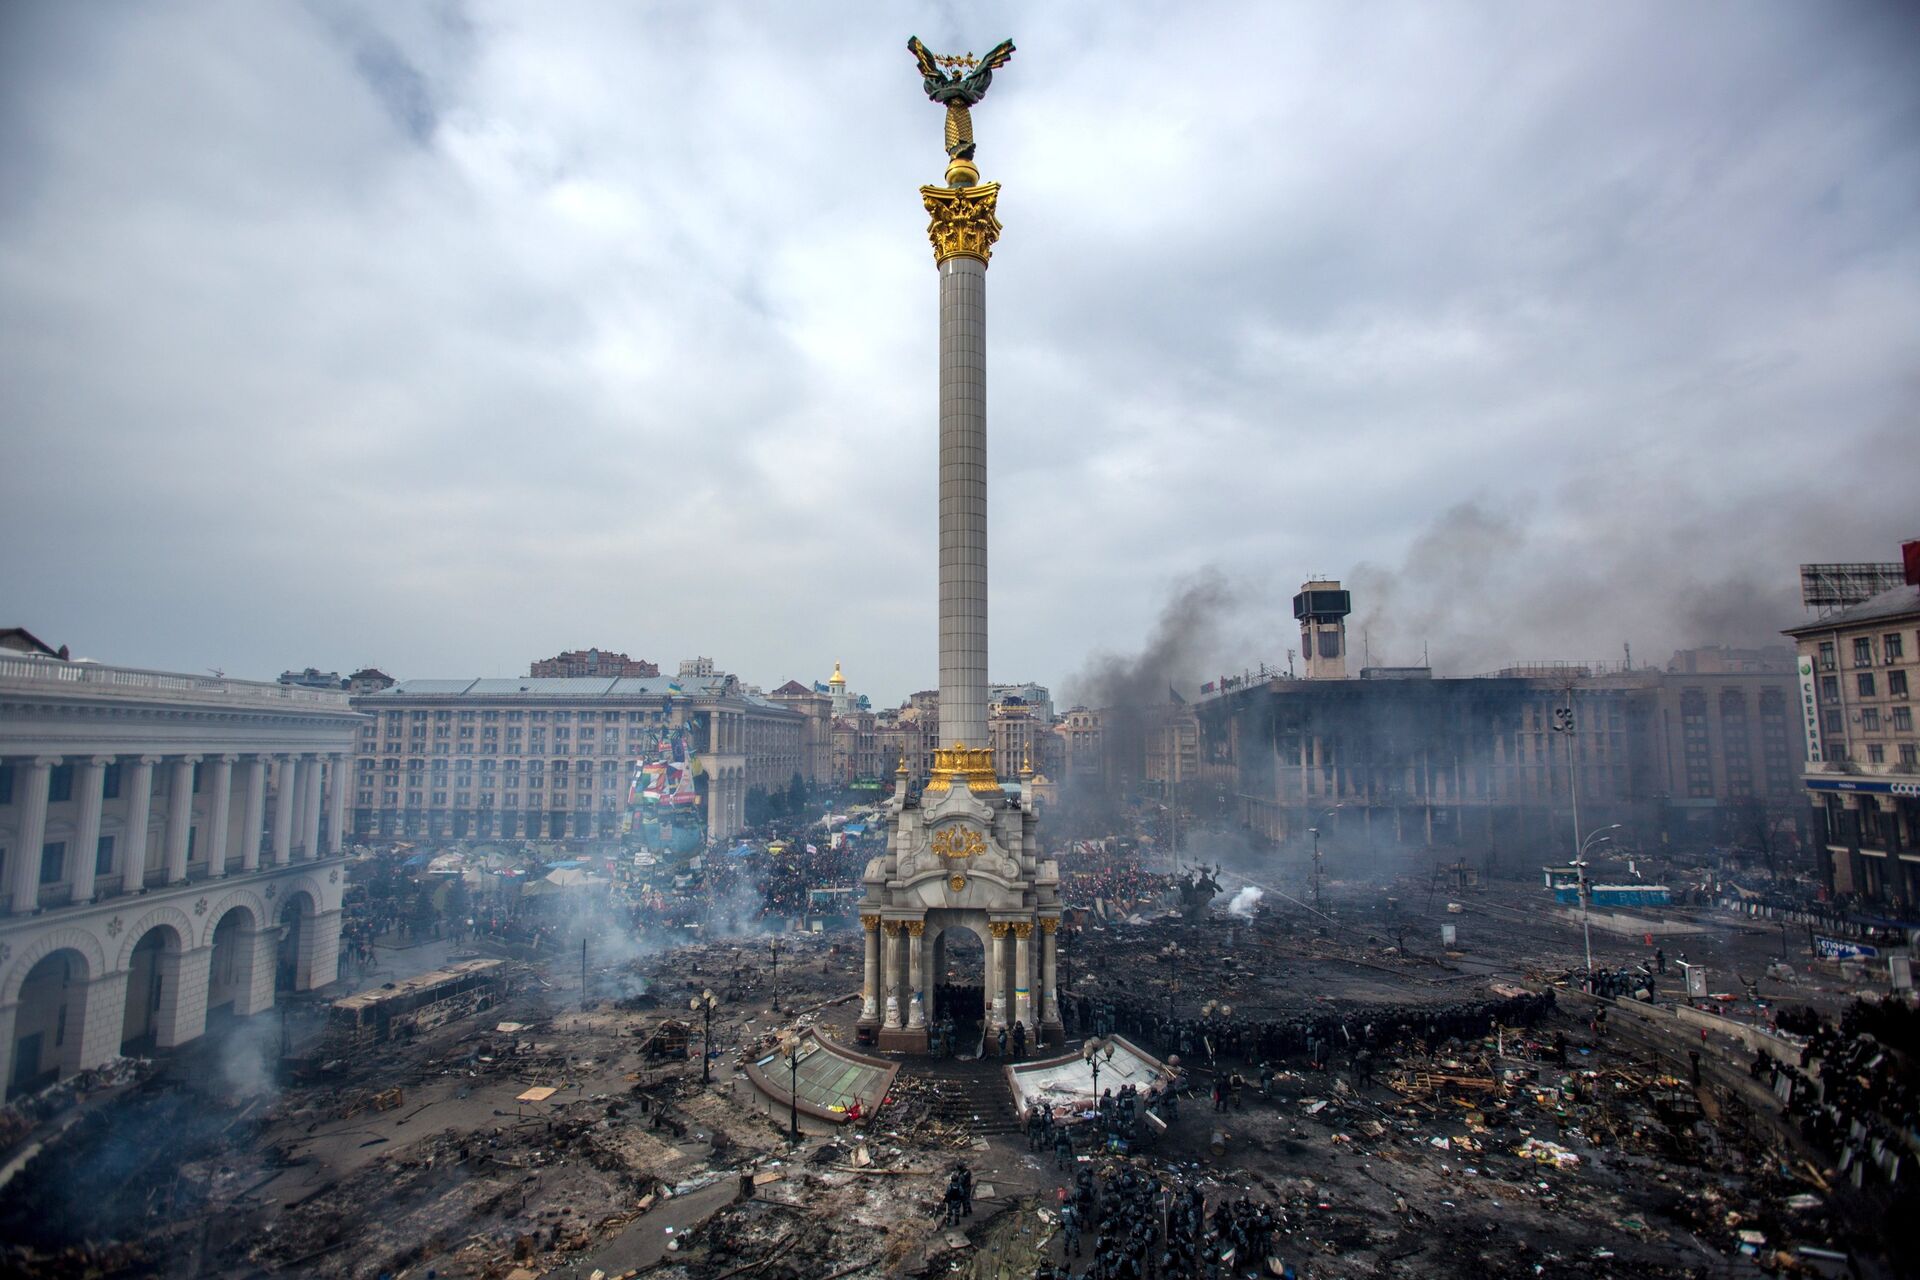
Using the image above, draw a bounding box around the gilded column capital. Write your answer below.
[1039,917,1058,934]
[861,914,881,932]
[921,182,1002,266]
[1012,921,1033,940]
[926,746,998,794]
[906,920,926,937]
[987,922,1011,939]
[883,920,904,935]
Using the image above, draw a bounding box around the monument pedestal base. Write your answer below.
[876,1026,929,1053]
[1040,1019,1065,1048]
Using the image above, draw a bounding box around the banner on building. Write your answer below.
[1798,657,1823,764]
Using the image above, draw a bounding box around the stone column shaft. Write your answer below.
[988,926,1008,1028]
[882,926,902,1028]
[240,757,267,871]
[123,756,156,890]
[302,757,324,859]
[8,757,55,914]
[205,756,234,879]
[288,757,307,856]
[1041,926,1059,1027]
[907,924,926,1028]
[272,757,296,866]
[861,921,880,1021]
[164,756,199,883]
[70,756,110,904]
[1013,927,1033,1029]
[327,753,348,854]
[937,253,990,751]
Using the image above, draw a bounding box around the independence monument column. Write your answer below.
[860,37,1059,1057]
[911,35,1014,765]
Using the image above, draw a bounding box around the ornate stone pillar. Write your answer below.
[240,756,267,871]
[327,752,348,854]
[8,756,55,914]
[860,915,881,1021]
[75,971,129,1070]
[154,946,213,1048]
[302,756,324,859]
[69,756,111,904]
[288,756,308,857]
[205,755,235,879]
[1013,921,1033,1030]
[0,1004,16,1091]
[234,926,279,1015]
[272,756,296,866]
[164,756,200,884]
[306,908,343,989]
[1040,917,1059,1030]
[907,919,927,1028]
[123,755,157,890]
[881,922,903,1028]
[987,922,1010,1028]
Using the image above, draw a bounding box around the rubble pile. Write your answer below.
[0,836,1910,1278]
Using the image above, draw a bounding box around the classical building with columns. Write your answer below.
[0,652,360,1097]
[349,672,805,844]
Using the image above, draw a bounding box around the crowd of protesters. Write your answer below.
[1039,1161,1284,1280]
[1752,999,1918,1190]
[1059,984,1554,1074]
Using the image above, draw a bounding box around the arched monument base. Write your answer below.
[859,749,1060,1056]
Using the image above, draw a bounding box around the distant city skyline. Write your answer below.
[4,4,1915,706]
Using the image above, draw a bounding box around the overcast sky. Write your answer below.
[3,2,1916,704]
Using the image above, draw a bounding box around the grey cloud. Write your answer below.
[0,2,1915,700]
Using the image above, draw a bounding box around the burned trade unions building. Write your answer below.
[1192,580,1804,860]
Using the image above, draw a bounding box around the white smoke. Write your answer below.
[1226,886,1263,918]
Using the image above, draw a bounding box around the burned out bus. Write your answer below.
[327,959,506,1045]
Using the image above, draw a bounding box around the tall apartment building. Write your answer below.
[1783,541,1920,902]
[990,682,1054,724]
[832,708,882,787]
[766,681,833,789]
[349,672,803,844]
[0,651,357,1096]
[528,649,660,679]
[1056,708,1105,783]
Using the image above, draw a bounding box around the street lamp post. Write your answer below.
[1572,824,1622,985]
[1551,697,1583,859]
[769,936,782,1014]
[1201,999,1232,1068]
[1308,828,1323,909]
[1083,1036,1115,1111]
[778,1031,802,1144]
[690,989,717,1086]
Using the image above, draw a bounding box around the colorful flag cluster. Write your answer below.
[628,728,701,807]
